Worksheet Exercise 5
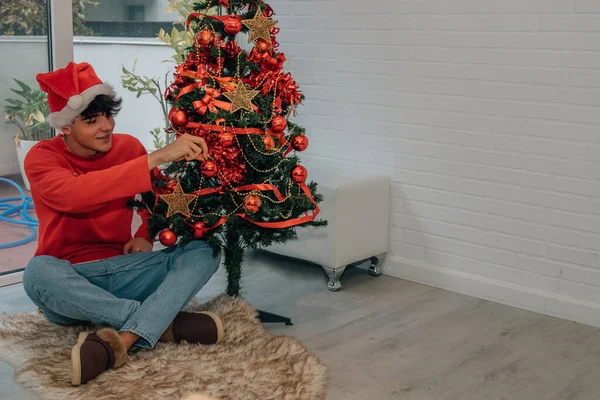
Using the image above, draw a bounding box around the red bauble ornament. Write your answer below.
[170,109,188,128]
[219,131,235,147]
[224,15,243,35]
[263,135,275,150]
[291,165,308,183]
[201,160,218,178]
[159,229,177,246]
[197,30,215,47]
[192,221,207,239]
[255,39,271,52]
[243,195,262,213]
[271,115,287,132]
[291,135,309,151]
[268,57,279,67]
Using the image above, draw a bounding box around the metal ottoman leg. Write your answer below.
[368,256,383,277]
[323,266,346,291]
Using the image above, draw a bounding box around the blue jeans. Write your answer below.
[22,240,220,349]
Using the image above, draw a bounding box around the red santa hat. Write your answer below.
[36,61,114,129]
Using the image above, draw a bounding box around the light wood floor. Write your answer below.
[1,251,600,399]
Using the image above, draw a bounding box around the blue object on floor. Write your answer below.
[0,178,38,249]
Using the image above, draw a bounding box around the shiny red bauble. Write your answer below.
[271,115,287,132]
[291,165,308,183]
[291,135,309,151]
[159,229,177,246]
[201,160,218,178]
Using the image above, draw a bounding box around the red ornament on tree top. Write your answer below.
[223,15,243,36]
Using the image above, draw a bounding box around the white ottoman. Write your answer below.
[263,171,391,291]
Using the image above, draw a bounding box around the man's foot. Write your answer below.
[71,327,127,386]
[160,311,224,345]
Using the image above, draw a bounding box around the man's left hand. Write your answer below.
[123,237,153,254]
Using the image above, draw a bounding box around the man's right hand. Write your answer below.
[147,134,209,170]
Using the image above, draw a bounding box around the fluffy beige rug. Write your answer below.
[0,295,327,400]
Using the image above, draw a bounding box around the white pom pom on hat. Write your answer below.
[67,94,85,110]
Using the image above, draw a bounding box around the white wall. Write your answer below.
[271,0,600,327]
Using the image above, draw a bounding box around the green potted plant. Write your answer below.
[3,78,53,190]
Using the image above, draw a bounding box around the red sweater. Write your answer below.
[25,134,154,264]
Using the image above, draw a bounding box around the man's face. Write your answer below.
[62,113,115,157]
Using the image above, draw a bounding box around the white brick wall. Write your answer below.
[273,0,600,327]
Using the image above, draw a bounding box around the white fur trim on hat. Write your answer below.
[49,83,114,129]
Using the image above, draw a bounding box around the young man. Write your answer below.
[23,61,224,386]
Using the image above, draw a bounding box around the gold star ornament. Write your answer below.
[160,182,196,218]
[242,9,278,43]
[223,83,260,113]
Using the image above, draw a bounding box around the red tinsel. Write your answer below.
[247,68,301,111]
[223,40,242,58]
[191,127,247,189]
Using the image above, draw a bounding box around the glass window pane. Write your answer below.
[0,0,51,276]
[79,0,177,38]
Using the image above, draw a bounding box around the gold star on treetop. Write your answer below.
[223,83,260,113]
[242,9,278,43]
[160,182,196,218]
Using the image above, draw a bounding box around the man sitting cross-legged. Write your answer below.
[22,61,224,386]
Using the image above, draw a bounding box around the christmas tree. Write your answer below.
[134,0,326,297]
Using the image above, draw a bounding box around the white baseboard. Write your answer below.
[383,256,600,329]
[0,271,23,287]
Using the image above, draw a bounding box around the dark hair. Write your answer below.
[79,94,122,120]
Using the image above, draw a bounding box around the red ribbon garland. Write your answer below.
[174,66,236,102]
[189,182,319,231]
[186,122,290,149]
[235,182,319,228]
